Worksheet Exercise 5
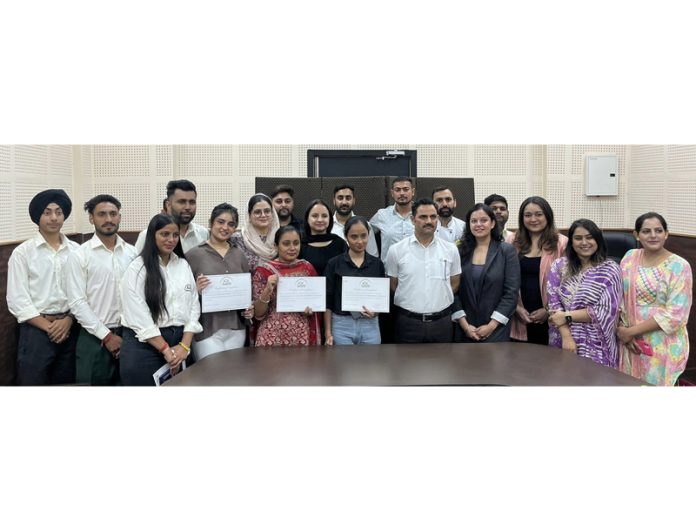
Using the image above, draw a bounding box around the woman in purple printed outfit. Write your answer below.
[546,219,623,368]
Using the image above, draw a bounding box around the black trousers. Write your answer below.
[16,322,79,385]
[120,326,188,386]
[395,313,453,344]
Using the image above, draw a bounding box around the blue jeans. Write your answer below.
[331,314,381,345]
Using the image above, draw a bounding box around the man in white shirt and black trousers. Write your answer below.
[7,189,80,385]
[66,194,138,385]
[135,179,209,253]
[386,198,462,343]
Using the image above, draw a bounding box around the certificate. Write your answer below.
[201,273,252,313]
[154,360,186,386]
[341,276,390,313]
[276,276,326,312]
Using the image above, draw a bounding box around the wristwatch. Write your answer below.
[565,312,573,325]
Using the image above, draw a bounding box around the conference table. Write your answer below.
[165,342,645,386]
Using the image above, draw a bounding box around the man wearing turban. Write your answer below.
[6,189,81,385]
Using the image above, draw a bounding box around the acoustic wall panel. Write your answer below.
[0,145,11,174]
[15,145,48,175]
[546,178,567,228]
[194,182,238,229]
[473,145,527,177]
[92,182,154,232]
[93,145,150,179]
[546,145,567,175]
[665,181,696,236]
[0,178,12,236]
[239,145,294,177]
[628,179,665,224]
[415,144,467,177]
[156,145,173,178]
[630,145,665,174]
[49,145,73,178]
[667,144,696,173]
[237,177,258,227]
[175,145,235,178]
[15,181,53,239]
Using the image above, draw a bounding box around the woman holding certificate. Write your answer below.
[324,217,386,345]
[252,226,322,346]
[185,203,253,360]
[231,193,280,271]
[120,214,202,385]
[299,199,347,276]
[454,204,520,343]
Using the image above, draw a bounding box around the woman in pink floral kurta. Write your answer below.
[618,213,693,386]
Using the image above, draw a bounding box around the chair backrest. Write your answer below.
[603,231,638,264]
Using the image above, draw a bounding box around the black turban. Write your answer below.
[28,189,72,225]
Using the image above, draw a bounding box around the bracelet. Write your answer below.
[158,342,170,354]
[101,332,114,346]
[178,342,191,354]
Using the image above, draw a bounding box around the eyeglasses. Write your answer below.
[252,209,272,217]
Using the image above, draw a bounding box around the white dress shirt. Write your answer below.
[369,205,414,262]
[120,254,203,342]
[435,216,466,244]
[66,235,138,340]
[385,235,462,314]
[331,212,379,257]
[134,221,209,254]
[7,232,80,323]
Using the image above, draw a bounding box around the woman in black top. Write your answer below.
[324,217,385,345]
[454,204,520,343]
[299,199,347,276]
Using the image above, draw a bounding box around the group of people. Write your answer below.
[6,177,692,386]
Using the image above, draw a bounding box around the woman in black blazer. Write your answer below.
[454,203,521,343]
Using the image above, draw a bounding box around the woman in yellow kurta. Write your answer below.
[618,212,693,386]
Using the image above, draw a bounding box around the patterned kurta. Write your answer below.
[619,249,693,386]
[252,259,321,347]
[547,258,623,368]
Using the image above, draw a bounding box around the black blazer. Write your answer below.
[455,240,521,342]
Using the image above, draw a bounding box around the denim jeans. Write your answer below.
[331,313,381,345]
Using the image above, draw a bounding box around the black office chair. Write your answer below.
[603,231,638,264]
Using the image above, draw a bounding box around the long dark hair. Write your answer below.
[460,204,501,260]
[513,196,559,255]
[140,214,184,323]
[565,218,608,277]
[304,199,334,236]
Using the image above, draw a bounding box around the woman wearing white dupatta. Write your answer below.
[231,193,280,271]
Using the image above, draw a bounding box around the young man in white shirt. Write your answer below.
[386,198,462,343]
[369,176,416,262]
[66,194,138,385]
[135,179,209,253]
[484,193,511,241]
[331,183,378,257]
[7,189,80,385]
[432,186,466,245]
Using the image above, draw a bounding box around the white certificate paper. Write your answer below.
[154,360,186,386]
[201,273,252,313]
[341,276,390,313]
[276,276,326,312]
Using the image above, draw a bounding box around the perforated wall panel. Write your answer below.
[474,145,527,177]
[92,182,155,232]
[93,145,150,179]
[0,145,11,174]
[416,144,467,177]
[546,145,567,175]
[237,177,258,227]
[194,182,238,229]
[667,145,696,173]
[630,145,665,174]
[49,145,73,178]
[156,145,173,178]
[15,145,48,175]
[239,145,294,177]
[176,145,235,178]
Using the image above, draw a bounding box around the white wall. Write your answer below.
[2,144,695,244]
